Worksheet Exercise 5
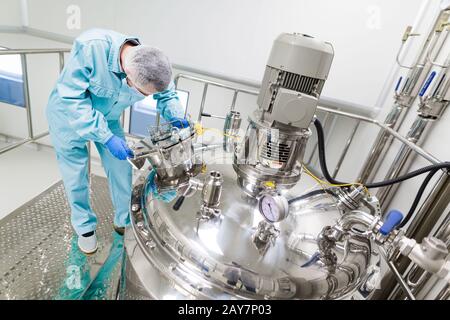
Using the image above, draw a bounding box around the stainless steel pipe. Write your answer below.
[358,9,450,184]
[358,103,408,183]
[377,117,432,211]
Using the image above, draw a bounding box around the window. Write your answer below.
[129,90,189,137]
[0,47,25,107]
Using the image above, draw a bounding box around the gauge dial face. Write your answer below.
[259,195,288,223]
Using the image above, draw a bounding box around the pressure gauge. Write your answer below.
[258,193,289,223]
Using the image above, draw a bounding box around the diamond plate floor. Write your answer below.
[0,175,123,300]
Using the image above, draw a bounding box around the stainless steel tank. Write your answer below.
[120,151,377,300]
[120,32,377,300]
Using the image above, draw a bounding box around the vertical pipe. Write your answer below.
[358,103,408,183]
[358,9,450,184]
[437,286,450,300]
[386,259,416,300]
[198,83,209,122]
[358,31,447,185]
[332,121,360,179]
[379,247,416,300]
[377,117,432,211]
[20,53,33,139]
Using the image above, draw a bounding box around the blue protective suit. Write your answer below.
[46,29,183,236]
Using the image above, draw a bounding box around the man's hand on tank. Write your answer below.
[105,135,134,160]
[171,117,190,129]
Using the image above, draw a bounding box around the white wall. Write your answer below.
[25,0,425,111]
[0,0,22,26]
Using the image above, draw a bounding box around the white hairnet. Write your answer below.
[124,45,172,92]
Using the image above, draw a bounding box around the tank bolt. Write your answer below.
[169,263,177,271]
[145,240,156,249]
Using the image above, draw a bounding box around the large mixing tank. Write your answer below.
[121,150,376,300]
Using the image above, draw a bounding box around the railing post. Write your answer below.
[58,52,65,72]
[231,90,238,111]
[332,120,361,179]
[198,84,209,122]
[174,74,180,89]
[156,112,161,126]
[121,110,125,129]
[20,53,33,139]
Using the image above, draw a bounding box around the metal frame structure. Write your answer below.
[0,49,448,300]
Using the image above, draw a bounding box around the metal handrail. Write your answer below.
[174,73,442,167]
[173,73,259,124]
[173,69,374,117]
[315,106,442,165]
[0,48,69,156]
[0,48,70,55]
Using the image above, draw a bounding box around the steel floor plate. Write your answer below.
[0,175,123,300]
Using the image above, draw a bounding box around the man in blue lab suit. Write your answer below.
[46,29,187,254]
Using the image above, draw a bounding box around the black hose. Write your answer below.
[313,117,450,230]
[313,117,450,189]
[365,163,450,189]
[288,189,334,204]
[313,118,347,185]
[397,168,440,229]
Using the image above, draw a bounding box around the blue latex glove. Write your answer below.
[147,170,177,203]
[105,135,134,160]
[171,117,190,129]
